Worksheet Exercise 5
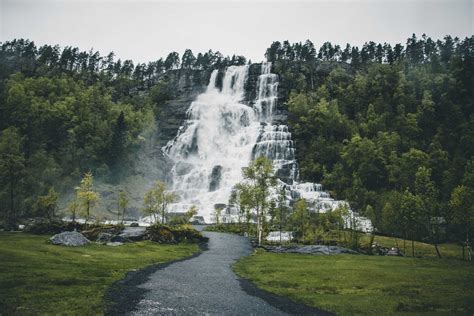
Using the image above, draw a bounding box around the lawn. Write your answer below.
[0,232,200,315]
[234,251,474,315]
[358,234,463,259]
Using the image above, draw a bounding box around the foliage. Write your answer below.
[0,127,25,229]
[0,232,199,314]
[145,224,208,244]
[77,171,99,224]
[117,190,129,223]
[23,219,84,235]
[235,156,277,245]
[234,252,474,315]
[142,181,176,224]
[35,187,59,220]
[81,224,124,241]
[273,35,474,247]
[290,198,311,242]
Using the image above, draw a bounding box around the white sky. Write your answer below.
[1,0,472,63]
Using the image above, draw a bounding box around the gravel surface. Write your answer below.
[107,232,332,315]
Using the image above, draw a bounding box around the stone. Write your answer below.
[110,235,130,243]
[209,165,223,192]
[50,231,90,246]
[130,222,139,227]
[119,227,146,241]
[386,247,403,256]
[106,242,123,247]
[97,232,113,243]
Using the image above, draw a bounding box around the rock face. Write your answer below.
[261,244,359,255]
[118,227,147,241]
[50,231,90,246]
[209,165,223,192]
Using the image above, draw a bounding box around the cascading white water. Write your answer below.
[163,62,373,231]
[164,65,261,222]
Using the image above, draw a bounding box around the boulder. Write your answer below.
[97,232,113,243]
[82,225,124,241]
[119,227,146,241]
[50,231,90,247]
[106,242,123,247]
[110,235,130,243]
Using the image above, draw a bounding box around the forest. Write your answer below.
[0,35,472,250]
[267,35,473,249]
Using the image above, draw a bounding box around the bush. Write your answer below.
[23,218,84,235]
[146,224,208,244]
[81,224,124,241]
[204,223,248,235]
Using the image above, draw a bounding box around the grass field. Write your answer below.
[0,232,199,315]
[359,234,463,259]
[234,251,474,315]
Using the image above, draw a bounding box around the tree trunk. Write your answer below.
[85,202,90,226]
[9,177,16,230]
[368,234,375,255]
[257,210,261,246]
[467,233,472,261]
[434,243,442,259]
[411,240,415,257]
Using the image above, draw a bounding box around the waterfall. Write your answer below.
[164,65,260,221]
[163,62,373,231]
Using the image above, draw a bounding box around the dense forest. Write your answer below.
[0,35,472,248]
[268,35,473,246]
[0,39,247,228]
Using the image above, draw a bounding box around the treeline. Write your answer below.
[0,39,246,91]
[0,39,245,229]
[266,34,468,66]
[271,34,473,250]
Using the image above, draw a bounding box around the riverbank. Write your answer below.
[0,232,199,314]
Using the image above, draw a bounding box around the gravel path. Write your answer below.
[108,231,332,315]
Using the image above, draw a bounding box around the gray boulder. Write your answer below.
[50,231,90,246]
[119,227,146,241]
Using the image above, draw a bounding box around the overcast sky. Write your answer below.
[1,0,472,63]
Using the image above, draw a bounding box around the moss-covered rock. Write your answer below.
[145,224,208,244]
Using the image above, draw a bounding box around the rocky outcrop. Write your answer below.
[156,69,211,147]
[50,231,90,246]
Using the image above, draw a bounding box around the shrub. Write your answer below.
[81,224,124,241]
[146,224,208,244]
[23,218,84,235]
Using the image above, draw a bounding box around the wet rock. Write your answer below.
[209,165,223,191]
[50,231,90,247]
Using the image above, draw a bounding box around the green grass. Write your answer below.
[359,234,463,259]
[0,232,199,315]
[234,251,474,315]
